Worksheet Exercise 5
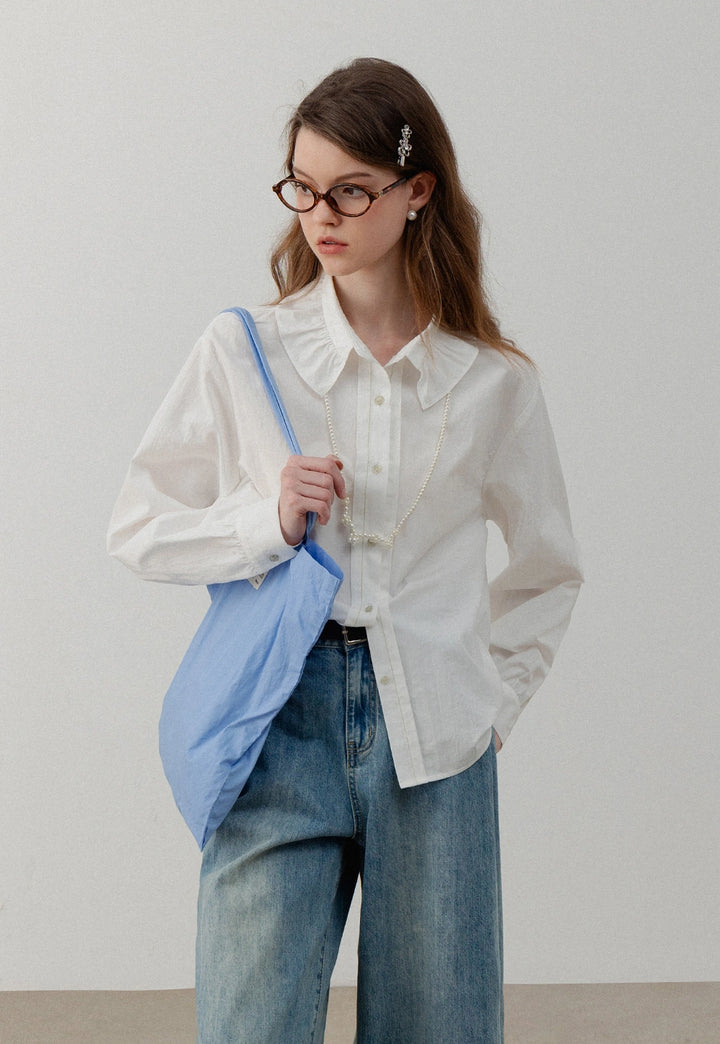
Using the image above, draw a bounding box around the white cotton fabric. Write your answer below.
[108,275,583,787]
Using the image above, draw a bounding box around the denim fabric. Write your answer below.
[196,635,503,1043]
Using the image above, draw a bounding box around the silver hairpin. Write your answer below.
[397,124,412,166]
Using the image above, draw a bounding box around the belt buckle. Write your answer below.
[342,625,365,646]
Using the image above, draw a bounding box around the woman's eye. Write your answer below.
[294,182,314,197]
[339,185,366,199]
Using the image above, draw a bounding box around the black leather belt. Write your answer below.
[319,620,368,644]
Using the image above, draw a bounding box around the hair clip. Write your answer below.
[397,124,412,166]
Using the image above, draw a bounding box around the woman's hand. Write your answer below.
[278,454,346,546]
[493,730,503,753]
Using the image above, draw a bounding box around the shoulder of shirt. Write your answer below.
[195,283,321,355]
[450,331,541,406]
[185,301,285,372]
[197,304,275,341]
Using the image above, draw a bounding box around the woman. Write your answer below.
[109,57,582,1043]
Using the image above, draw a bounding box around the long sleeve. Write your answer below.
[482,381,583,741]
[107,329,295,586]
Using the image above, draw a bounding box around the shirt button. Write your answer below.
[269,554,279,562]
[364,605,374,614]
[374,395,385,406]
[379,675,391,686]
[371,463,382,474]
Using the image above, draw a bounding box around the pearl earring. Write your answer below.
[407,210,418,221]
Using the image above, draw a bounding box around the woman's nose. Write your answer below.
[313,197,339,222]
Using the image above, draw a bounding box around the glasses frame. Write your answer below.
[272,175,409,217]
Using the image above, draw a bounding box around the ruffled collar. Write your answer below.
[274,274,479,409]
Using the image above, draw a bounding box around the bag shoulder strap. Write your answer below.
[222,307,314,539]
[223,307,301,456]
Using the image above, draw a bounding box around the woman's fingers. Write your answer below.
[278,455,345,545]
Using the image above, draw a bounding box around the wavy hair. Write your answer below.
[270,58,530,363]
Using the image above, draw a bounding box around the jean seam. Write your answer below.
[344,651,363,841]
[308,924,329,1044]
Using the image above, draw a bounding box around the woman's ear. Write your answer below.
[408,171,436,212]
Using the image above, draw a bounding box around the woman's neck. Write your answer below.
[332,270,423,366]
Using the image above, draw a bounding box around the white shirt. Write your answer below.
[108,276,582,787]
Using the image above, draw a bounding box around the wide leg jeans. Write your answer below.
[196,632,503,1043]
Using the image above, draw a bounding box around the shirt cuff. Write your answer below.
[235,497,297,575]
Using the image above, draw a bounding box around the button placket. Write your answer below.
[345,361,394,625]
[364,368,392,531]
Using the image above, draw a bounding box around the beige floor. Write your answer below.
[0,983,718,1043]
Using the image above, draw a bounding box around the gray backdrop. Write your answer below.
[2,0,718,989]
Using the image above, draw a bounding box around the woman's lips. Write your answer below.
[316,238,348,255]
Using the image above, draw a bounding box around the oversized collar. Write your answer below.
[274,275,479,409]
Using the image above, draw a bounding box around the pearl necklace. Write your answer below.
[323,392,451,549]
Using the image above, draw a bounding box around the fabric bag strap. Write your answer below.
[223,307,301,455]
[222,307,314,538]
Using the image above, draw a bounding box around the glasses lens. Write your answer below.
[329,184,372,216]
[276,179,373,216]
[278,180,316,212]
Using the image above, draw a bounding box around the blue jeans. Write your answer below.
[196,633,503,1043]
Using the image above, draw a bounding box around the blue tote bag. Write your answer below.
[159,308,343,850]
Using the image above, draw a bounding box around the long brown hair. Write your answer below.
[270,58,530,363]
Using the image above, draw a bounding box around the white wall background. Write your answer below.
[2,0,718,990]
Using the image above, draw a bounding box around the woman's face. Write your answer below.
[292,128,422,286]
